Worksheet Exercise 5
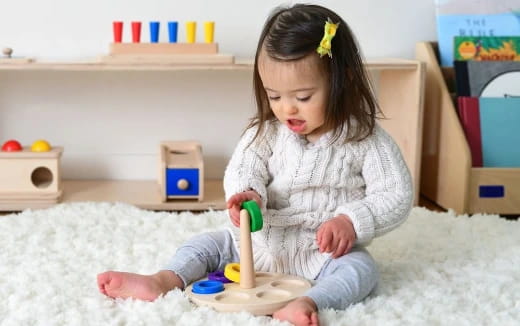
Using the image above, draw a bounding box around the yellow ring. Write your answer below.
[224,263,240,283]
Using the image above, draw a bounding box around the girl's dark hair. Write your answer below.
[249,3,380,143]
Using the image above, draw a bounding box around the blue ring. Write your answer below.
[192,280,224,294]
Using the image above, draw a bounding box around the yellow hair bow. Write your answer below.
[317,18,340,58]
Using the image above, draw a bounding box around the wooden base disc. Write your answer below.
[186,272,312,316]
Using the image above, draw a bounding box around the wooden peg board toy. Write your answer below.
[186,201,312,315]
[100,21,234,65]
[0,140,63,205]
[158,141,204,202]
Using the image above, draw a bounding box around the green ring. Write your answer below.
[241,200,263,232]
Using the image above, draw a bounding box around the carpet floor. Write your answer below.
[0,202,518,325]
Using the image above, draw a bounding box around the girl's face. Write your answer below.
[258,52,330,143]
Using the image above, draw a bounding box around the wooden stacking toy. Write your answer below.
[186,201,312,315]
[101,20,234,64]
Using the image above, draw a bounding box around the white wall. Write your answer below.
[0,0,438,180]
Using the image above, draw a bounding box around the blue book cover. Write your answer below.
[436,0,520,66]
[479,97,520,167]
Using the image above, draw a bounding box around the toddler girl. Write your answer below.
[98,4,413,326]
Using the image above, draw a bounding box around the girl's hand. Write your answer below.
[226,190,262,227]
[316,215,356,258]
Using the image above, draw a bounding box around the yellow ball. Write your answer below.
[31,139,51,152]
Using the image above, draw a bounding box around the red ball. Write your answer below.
[1,140,23,152]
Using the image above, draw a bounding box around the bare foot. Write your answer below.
[272,296,319,326]
[97,270,183,301]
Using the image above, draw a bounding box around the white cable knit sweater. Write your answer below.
[223,120,413,280]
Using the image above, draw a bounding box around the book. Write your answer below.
[454,36,520,61]
[458,96,520,167]
[454,61,470,96]
[457,97,483,167]
[454,60,520,97]
[435,0,520,66]
[479,97,520,167]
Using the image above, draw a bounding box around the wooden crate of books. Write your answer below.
[416,41,520,215]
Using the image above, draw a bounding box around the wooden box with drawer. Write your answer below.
[159,141,204,202]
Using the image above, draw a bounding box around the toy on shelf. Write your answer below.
[0,139,63,205]
[31,139,52,152]
[1,47,35,64]
[158,141,204,202]
[1,139,22,152]
[100,20,234,65]
[2,47,12,58]
[168,21,178,43]
[186,201,312,315]
[131,21,142,42]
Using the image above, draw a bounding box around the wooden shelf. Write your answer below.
[0,58,419,72]
[0,179,226,211]
[0,56,425,210]
[417,42,520,215]
[0,61,252,71]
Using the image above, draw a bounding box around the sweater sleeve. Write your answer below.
[334,125,414,244]
[223,124,273,208]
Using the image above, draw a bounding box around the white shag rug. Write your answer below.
[0,202,519,326]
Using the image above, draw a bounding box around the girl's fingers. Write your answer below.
[310,312,319,326]
[227,192,251,208]
[228,204,242,226]
[319,230,332,253]
[227,191,263,228]
[333,239,348,258]
[226,194,241,208]
[232,215,240,227]
[328,231,339,253]
[252,193,262,207]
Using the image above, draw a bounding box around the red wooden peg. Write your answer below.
[113,21,123,43]
[131,21,141,43]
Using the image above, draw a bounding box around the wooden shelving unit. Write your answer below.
[0,58,418,71]
[416,42,520,215]
[0,59,252,71]
[0,57,425,211]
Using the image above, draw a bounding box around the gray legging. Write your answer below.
[164,230,379,310]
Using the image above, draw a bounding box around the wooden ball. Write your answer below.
[2,47,13,58]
